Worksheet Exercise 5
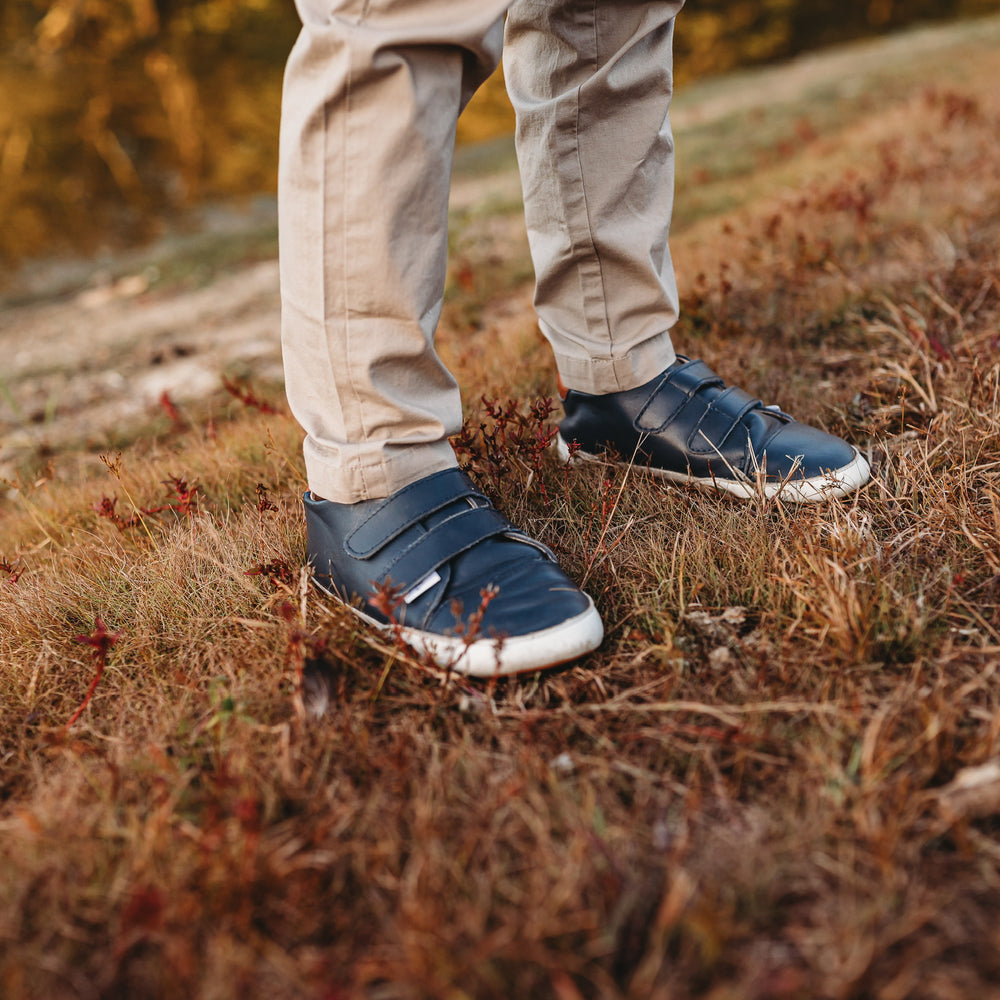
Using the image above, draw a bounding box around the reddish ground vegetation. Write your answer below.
[2,23,1000,1000]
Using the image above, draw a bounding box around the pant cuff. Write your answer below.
[549,324,677,395]
[304,437,459,504]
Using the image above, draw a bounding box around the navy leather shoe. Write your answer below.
[305,468,603,677]
[557,358,869,502]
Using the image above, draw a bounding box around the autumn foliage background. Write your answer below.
[1,0,998,267]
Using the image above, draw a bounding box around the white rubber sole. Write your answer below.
[315,580,604,678]
[556,435,870,503]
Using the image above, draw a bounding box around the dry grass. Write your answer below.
[3,30,1000,1000]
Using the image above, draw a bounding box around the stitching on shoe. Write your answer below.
[345,468,483,558]
[688,387,761,455]
[635,371,701,432]
[635,363,725,434]
[376,506,511,589]
[635,381,689,433]
[667,359,725,391]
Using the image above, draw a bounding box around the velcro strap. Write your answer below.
[689,386,762,454]
[664,359,725,393]
[346,468,484,558]
[376,506,513,590]
[636,359,725,433]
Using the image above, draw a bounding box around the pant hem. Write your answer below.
[549,326,677,395]
[305,439,459,504]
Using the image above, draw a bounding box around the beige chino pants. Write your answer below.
[279,0,684,503]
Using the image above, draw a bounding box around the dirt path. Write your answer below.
[2,15,997,481]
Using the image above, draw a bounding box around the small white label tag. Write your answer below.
[403,570,441,604]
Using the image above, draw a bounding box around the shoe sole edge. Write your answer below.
[314,579,604,677]
[556,435,870,503]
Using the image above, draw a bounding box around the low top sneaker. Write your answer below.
[305,468,603,677]
[557,358,869,502]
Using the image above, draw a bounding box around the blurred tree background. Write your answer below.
[1,0,997,268]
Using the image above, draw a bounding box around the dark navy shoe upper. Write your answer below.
[305,468,591,638]
[559,357,856,484]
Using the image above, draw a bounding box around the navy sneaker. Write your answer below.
[305,468,603,677]
[558,358,869,502]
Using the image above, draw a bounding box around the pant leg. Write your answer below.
[504,0,685,394]
[279,0,508,503]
